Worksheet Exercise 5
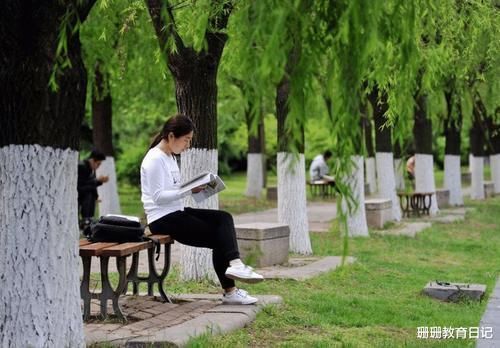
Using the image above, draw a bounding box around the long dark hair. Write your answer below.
[149,114,195,149]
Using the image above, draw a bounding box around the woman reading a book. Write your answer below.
[140,114,264,305]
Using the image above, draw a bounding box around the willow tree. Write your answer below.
[146,0,232,281]
[0,2,96,346]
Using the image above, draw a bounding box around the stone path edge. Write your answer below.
[106,295,282,347]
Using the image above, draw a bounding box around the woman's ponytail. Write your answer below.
[149,132,163,149]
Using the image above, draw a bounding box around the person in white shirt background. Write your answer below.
[309,150,334,183]
[141,114,263,305]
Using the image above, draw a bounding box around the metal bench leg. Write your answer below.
[147,243,172,303]
[126,252,140,295]
[80,256,92,321]
[100,256,127,321]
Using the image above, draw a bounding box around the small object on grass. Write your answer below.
[423,281,486,303]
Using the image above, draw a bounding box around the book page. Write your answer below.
[179,172,212,194]
[191,175,226,203]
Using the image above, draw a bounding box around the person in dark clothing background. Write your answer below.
[78,149,109,230]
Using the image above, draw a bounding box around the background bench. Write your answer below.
[308,180,335,198]
[79,235,173,321]
[397,191,434,218]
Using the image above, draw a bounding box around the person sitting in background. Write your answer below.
[406,154,416,189]
[406,155,415,180]
[77,149,109,232]
[309,150,335,183]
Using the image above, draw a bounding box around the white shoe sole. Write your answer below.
[225,271,264,284]
[222,298,258,305]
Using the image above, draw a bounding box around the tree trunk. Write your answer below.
[92,61,121,215]
[393,141,405,191]
[342,155,369,237]
[469,97,486,200]
[413,94,439,214]
[146,0,231,281]
[245,108,265,198]
[276,75,311,255]
[342,111,369,237]
[368,87,401,221]
[362,107,376,194]
[488,117,500,194]
[0,1,95,346]
[443,89,464,206]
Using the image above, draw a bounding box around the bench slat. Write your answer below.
[100,241,151,257]
[79,239,92,247]
[80,242,119,257]
[149,234,173,244]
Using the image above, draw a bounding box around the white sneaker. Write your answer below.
[222,288,258,305]
[225,264,264,283]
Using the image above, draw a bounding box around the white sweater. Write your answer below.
[140,147,190,224]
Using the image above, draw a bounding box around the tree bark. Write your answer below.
[92,61,114,156]
[443,88,464,205]
[0,1,95,346]
[92,60,121,215]
[413,95,433,155]
[470,95,487,199]
[368,86,392,153]
[413,95,439,214]
[245,108,266,198]
[368,86,400,220]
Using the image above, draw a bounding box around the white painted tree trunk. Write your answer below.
[341,156,369,237]
[414,154,439,215]
[0,145,84,347]
[365,156,377,195]
[96,156,121,216]
[394,158,405,191]
[444,155,464,206]
[277,152,312,254]
[470,156,485,200]
[490,154,500,194]
[245,153,264,199]
[180,148,219,283]
[469,153,473,173]
[375,152,401,221]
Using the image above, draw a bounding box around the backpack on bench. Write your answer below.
[89,215,160,259]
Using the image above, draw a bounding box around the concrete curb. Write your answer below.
[477,278,500,347]
[257,256,356,281]
[123,295,282,347]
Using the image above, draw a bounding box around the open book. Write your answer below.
[179,171,226,203]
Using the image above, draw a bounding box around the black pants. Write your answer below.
[149,208,240,289]
[78,192,96,220]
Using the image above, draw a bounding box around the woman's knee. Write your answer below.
[212,209,234,224]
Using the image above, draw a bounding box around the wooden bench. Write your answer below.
[397,191,434,218]
[79,234,173,321]
[308,180,336,198]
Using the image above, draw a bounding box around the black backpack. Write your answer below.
[89,215,145,242]
[89,215,160,259]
